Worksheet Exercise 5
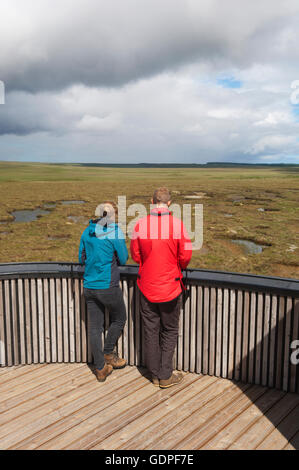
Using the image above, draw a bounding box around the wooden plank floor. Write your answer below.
[0,364,299,450]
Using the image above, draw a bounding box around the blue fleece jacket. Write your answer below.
[78,219,128,289]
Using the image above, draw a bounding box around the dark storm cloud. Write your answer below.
[1,0,299,93]
[0,0,299,163]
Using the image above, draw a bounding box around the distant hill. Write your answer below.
[76,162,299,168]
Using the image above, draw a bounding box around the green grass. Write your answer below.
[0,162,298,279]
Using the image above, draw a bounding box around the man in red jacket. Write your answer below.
[130,187,192,388]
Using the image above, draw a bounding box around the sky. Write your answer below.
[0,0,299,164]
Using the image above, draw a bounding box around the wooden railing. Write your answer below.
[0,263,298,393]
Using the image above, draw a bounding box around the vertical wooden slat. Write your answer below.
[202,287,209,375]
[195,286,203,374]
[0,281,6,366]
[11,280,19,365]
[117,282,124,361]
[183,285,191,372]
[177,291,184,371]
[62,278,69,362]
[37,278,45,363]
[74,278,81,362]
[189,285,197,373]
[209,287,216,376]
[134,283,141,367]
[234,290,243,381]
[49,278,57,363]
[241,291,250,383]
[215,288,223,377]
[56,278,63,363]
[4,281,12,366]
[30,279,39,364]
[290,298,299,393]
[17,279,26,364]
[128,281,135,366]
[173,288,178,371]
[275,296,285,389]
[248,292,256,383]
[140,283,146,368]
[255,292,263,385]
[24,279,32,364]
[262,294,271,386]
[268,295,278,388]
[222,288,229,378]
[122,280,129,363]
[43,279,51,363]
[68,279,75,363]
[228,289,236,380]
[80,279,87,363]
[282,297,292,391]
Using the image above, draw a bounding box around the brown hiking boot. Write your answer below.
[94,363,113,382]
[152,375,159,387]
[104,352,126,369]
[159,372,184,389]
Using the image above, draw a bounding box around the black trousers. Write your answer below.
[84,287,127,370]
[140,290,181,380]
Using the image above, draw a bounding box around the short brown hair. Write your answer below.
[153,187,171,204]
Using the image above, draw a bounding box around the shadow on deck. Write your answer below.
[0,363,299,450]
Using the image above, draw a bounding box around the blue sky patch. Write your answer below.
[217,77,243,89]
[292,105,299,117]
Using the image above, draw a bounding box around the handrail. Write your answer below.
[0,262,298,297]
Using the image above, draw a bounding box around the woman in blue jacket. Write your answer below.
[79,202,128,382]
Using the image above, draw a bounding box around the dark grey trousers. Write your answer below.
[140,290,181,380]
[84,286,127,370]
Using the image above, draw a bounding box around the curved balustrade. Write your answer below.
[0,262,298,393]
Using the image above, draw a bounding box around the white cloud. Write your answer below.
[76,113,122,133]
[247,135,298,155]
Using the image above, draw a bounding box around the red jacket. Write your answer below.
[130,207,192,303]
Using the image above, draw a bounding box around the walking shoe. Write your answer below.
[104,352,126,369]
[159,372,184,389]
[152,375,159,387]
[94,363,113,382]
